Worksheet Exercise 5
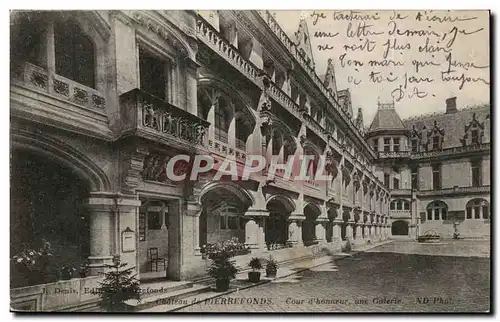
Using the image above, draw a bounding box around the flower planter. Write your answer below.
[417,236,441,243]
[418,230,441,243]
[266,269,277,278]
[248,271,261,283]
[215,278,230,292]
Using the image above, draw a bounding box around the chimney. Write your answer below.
[446,97,457,114]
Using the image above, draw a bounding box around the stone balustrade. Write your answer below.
[11,60,107,110]
[120,89,210,146]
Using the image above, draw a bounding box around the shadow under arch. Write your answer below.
[11,128,111,192]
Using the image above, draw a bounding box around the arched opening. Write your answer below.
[391,220,409,236]
[11,150,91,288]
[214,96,231,143]
[466,198,489,220]
[283,137,296,162]
[326,207,339,242]
[341,209,350,240]
[265,196,293,248]
[426,201,448,221]
[197,84,256,151]
[302,203,320,246]
[199,183,253,248]
[271,129,283,156]
[235,116,251,151]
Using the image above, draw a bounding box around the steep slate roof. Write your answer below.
[368,102,405,132]
[402,105,491,149]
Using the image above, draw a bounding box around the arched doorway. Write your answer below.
[391,220,409,236]
[199,182,253,248]
[265,195,294,248]
[11,150,91,287]
[303,202,320,246]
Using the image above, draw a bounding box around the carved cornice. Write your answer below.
[132,11,189,57]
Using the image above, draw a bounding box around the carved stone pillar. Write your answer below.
[185,200,202,255]
[244,219,259,250]
[244,209,269,251]
[355,223,363,242]
[84,193,141,276]
[287,214,305,247]
[315,218,328,243]
[332,219,342,241]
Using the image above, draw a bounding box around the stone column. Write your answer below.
[185,201,202,256]
[315,218,328,243]
[332,219,342,241]
[346,222,354,240]
[244,219,259,250]
[244,209,269,252]
[84,193,141,276]
[287,215,306,247]
[356,223,364,243]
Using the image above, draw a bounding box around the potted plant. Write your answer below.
[248,257,262,283]
[342,238,353,253]
[207,252,238,292]
[265,256,278,278]
[79,262,90,278]
[60,266,76,280]
[98,256,140,312]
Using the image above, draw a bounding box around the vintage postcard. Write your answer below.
[10,9,490,313]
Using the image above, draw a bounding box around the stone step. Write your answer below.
[126,283,211,312]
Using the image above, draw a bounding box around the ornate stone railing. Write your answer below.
[378,151,412,159]
[377,144,490,160]
[120,89,209,146]
[196,17,260,81]
[208,139,247,161]
[256,10,370,149]
[413,143,490,159]
[267,81,302,117]
[11,60,106,110]
[391,189,412,196]
[417,185,490,197]
[197,13,387,195]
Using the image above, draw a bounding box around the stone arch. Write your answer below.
[198,77,256,122]
[132,11,196,60]
[465,198,490,220]
[11,128,111,192]
[304,201,322,216]
[425,200,449,222]
[266,195,296,214]
[198,181,254,209]
[391,220,409,236]
[198,181,254,247]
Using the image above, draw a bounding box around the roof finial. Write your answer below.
[300,12,307,21]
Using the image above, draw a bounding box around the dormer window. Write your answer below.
[462,113,485,146]
[471,129,479,144]
[432,136,439,150]
[393,138,400,152]
[411,138,418,152]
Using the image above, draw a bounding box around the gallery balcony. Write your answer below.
[417,185,490,197]
[10,60,112,139]
[119,89,210,150]
[377,151,412,159]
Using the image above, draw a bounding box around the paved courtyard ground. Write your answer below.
[177,240,491,313]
